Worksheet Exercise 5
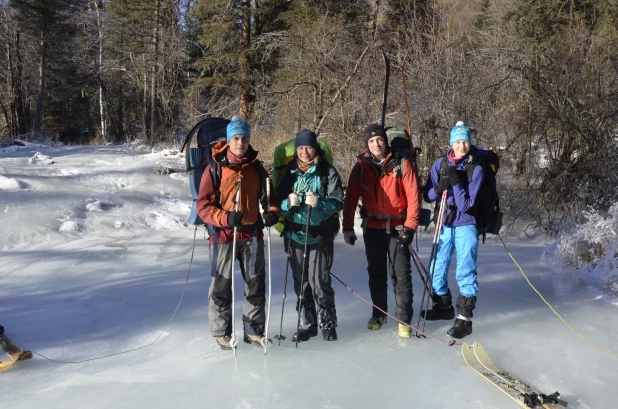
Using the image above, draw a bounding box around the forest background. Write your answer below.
[1,0,618,254]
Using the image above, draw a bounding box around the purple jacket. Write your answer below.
[423,146,484,227]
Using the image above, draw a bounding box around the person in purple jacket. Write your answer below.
[421,121,482,339]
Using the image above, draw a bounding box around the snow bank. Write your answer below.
[59,220,82,232]
[543,204,618,297]
[0,175,26,190]
[28,151,55,165]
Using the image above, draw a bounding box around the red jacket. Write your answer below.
[343,151,421,232]
[196,141,279,244]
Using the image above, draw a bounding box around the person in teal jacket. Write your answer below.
[277,129,344,342]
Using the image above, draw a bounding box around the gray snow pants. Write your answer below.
[208,239,266,337]
[285,237,337,330]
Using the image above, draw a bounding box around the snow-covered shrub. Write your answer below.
[545,204,618,296]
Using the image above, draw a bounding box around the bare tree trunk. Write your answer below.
[239,0,251,120]
[93,0,106,142]
[142,74,149,141]
[7,36,16,136]
[150,0,160,142]
[32,31,46,134]
[15,30,25,134]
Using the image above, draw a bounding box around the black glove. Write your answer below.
[262,211,279,227]
[397,227,415,248]
[434,175,450,195]
[447,166,462,186]
[227,211,244,228]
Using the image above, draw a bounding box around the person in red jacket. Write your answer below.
[342,124,422,338]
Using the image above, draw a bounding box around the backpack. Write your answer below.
[438,149,502,242]
[181,117,267,236]
[271,138,333,189]
[272,138,339,235]
[181,117,229,231]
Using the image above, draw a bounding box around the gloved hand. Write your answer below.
[227,211,244,228]
[447,166,462,186]
[262,211,279,227]
[397,227,415,248]
[343,230,357,246]
[434,175,450,195]
[305,191,319,208]
[288,192,300,208]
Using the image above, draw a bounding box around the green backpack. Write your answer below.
[271,138,337,234]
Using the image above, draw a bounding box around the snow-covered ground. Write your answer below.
[0,142,615,409]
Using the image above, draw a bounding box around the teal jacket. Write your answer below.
[278,158,344,245]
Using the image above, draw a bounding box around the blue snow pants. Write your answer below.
[431,224,479,298]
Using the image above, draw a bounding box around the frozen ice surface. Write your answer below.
[0,144,615,409]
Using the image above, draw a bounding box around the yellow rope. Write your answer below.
[498,234,618,361]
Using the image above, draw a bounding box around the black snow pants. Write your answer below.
[363,227,413,324]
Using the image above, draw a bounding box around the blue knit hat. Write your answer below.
[226,119,251,142]
[449,121,471,146]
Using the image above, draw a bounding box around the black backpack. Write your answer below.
[439,149,502,241]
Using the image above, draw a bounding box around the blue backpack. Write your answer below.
[181,117,229,233]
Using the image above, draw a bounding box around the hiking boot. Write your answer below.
[367,315,387,330]
[291,327,318,342]
[323,328,338,341]
[243,332,270,347]
[216,335,232,350]
[398,323,412,339]
[447,317,472,339]
[420,305,455,321]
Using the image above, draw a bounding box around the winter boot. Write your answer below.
[446,316,472,339]
[291,326,318,342]
[456,294,477,319]
[397,323,412,339]
[323,328,338,341]
[420,290,455,321]
[367,315,387,330]
[244,332,270,347]
[216,335,232,350]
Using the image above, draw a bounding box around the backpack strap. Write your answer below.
[318,160,329,198]
[210,163,223,206]
[439,155,449,179]
[465,155,482,182]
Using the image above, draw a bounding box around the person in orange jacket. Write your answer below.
[196,118,280,350]
[342,124,422,338]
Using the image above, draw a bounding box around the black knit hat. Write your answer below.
[362,124,387,145]
[295,129,319,150]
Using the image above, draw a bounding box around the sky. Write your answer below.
[0,141,615,409]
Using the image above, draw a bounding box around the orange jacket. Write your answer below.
[343,151,421,232]
[196,141,279,244]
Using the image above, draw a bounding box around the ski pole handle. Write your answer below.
[266,177,271,204]
[233,178,242,211]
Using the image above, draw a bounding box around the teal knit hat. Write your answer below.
[449,121,471,146]
[226,118,251,142]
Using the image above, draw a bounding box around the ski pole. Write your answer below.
[410,247,432,295]
[295,200,313,349]
[415,190,447,338]
[274,235,292,345]
[262,179,273,353]
[229,178,242,356]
